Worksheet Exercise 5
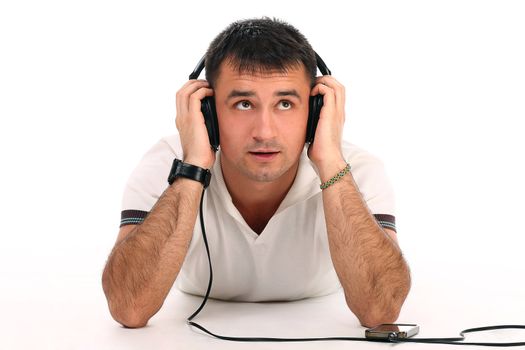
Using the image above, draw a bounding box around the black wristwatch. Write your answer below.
[167,158,212,188]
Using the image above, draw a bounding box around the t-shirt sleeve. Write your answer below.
[343,145,397,233]
[120,135,182,227]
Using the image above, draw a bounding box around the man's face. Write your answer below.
[214,62,311,183]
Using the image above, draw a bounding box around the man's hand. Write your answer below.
[307,76,347,180]
[175,79,215,169]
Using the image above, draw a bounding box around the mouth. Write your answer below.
[248,150,280,160]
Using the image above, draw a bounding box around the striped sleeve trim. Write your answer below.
[120,210,149,227]
[120,211,396,232]
[373,214,397,233]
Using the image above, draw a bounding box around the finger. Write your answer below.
[188,87,214,119]
[176,86,213,132]
[311,83,336,115]
[178,80,210,108]
[179,79,209,91]
[315,76,345,110]
[311,82,334,97]
[316,75,343,89]
[177,80,210,116]
[177,80,205,117]
[316,76,345,100]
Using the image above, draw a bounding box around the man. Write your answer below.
[102,17,411,329]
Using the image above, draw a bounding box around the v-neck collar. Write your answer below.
[208,146,321,239]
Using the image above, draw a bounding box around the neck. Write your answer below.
[220,156,299,234]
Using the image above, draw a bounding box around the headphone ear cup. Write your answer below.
[306,94,323,144]
[201,96,220,152]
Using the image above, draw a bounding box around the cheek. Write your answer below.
[284,112,309,139]
[217,114,245,152]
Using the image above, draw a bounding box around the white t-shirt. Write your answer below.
[120,134,396,302]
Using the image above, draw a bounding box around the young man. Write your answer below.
[102,17,411,329]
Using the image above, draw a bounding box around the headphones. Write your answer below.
[188,52,331,152]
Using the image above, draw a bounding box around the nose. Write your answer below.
[251,107,277,142]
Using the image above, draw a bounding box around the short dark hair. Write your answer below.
[204,17,317,88]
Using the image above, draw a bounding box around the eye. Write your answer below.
[277,100,292,110]
[235,100,252,110]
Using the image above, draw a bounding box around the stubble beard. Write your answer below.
[233,140,299,183]
[238,157,290,182]
[221,138,305,184]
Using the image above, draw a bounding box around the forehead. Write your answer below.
[214,61,311,91]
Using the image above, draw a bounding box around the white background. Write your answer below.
[1,0,524,349]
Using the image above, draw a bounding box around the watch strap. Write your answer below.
[167,158,212,188]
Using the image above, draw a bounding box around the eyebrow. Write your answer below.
[227,89,255,100]
[226,89,302,101]
[276,89,301,101]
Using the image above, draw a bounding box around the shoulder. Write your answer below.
[130,133,186,183]
[120,134,183,213]
[340,140,390,181]
[147,134,183,158]
[339,140,396,215]
[341,140,384,168]
[132,134,183,171]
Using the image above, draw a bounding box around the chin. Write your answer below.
[250,173,283,182]
[241,161,296,183]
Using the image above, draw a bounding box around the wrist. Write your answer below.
[317,158,348,183]
[309,144,344,173]
[167,158,212,188]
[182,156,214,170]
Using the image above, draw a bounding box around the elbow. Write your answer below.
[349,285,411,328]
[116,314,149,329]
[357,307,401,328]
[108,302,150,329]
[102,277,150,328]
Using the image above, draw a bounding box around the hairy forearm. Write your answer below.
[321,162,411,327]
[102,178,202,327]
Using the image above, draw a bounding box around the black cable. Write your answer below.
[387,325,525,347]
[186,190,213,322]
[186,188,525,347]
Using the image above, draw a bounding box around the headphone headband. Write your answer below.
[189,56,206,80]
[314,52,331,76]
[189,51,331,80]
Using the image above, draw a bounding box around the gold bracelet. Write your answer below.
[320,163,351,190]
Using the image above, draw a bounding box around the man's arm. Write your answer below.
[319,160,411,327]
[308,75,410,327]
[102,79,215,328]
[102,178,203,328]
